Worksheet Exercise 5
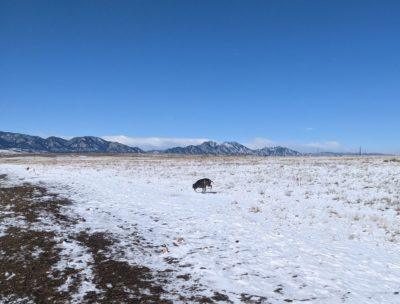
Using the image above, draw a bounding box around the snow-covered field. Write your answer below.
[1,155,400,303]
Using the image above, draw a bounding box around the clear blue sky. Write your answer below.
[1,0,399,153]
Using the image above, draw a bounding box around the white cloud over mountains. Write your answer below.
[244,138,343,152]
[103,136,278,151]
[102,136,210,151]
[244,138,275,149]
[303,141,341,150]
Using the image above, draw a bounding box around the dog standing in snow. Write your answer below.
[193,178,213,193]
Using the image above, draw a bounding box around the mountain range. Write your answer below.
[164,141,301,156]
[0,131,142,153]
[0,131,300,156]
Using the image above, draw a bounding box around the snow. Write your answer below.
[53,237,100,301]
[1,155,400,303]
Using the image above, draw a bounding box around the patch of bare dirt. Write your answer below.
[0,180,76,303]
[0,227,72,303]
[0,184,75,225]
[76,231,172,303]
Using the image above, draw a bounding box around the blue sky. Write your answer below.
[1,1,399,153]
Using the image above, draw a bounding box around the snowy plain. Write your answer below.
[1,155,400,303]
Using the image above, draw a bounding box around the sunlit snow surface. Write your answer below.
[1,155,400,303]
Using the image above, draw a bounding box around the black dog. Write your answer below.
[193,178,213,193]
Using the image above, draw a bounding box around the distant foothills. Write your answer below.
[0,130,301,156]
[0,131,384,156]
